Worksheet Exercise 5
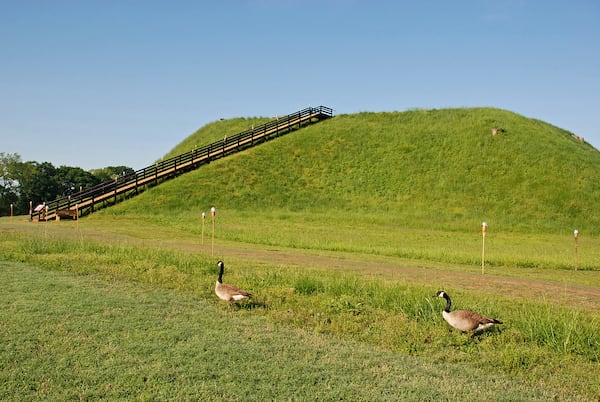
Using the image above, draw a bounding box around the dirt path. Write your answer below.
[3,220,600,311]
[217,244,600,311]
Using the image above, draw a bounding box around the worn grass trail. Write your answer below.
[0,261,570,400]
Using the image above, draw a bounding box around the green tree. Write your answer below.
[90,166,135,182]
[1,155,136,216]
[0,153,22,216]
[55,165,101,196]
[15,161,60,208]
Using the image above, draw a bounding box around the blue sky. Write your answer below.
[2,1,599,171]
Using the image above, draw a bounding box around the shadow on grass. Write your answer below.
[470,326,504,339]
[228,299,268,310]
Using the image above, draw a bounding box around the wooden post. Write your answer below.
[481,222,488,275]
[201,212,206,246]
[211,207,216,256]
[574,229,579,271]
[45,205,49,235]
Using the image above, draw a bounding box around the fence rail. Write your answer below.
[34,106,333,221]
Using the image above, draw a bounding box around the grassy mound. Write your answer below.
[100,108,600,235]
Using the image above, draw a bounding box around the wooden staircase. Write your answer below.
[35,106,333,221]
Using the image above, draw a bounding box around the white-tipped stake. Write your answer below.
[481,222,488,275]
[75,204,79,231]
[201,212,206,246]
[574,229,579,270]
[211,207,216,256]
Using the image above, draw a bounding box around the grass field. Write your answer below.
[1,217,599,400]
[0,260,567,400]
[2,108,600,400]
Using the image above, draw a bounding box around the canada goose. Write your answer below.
[434,290,502,334]
[215,261,251,305]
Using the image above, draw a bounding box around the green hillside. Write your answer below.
[99,107,600,236]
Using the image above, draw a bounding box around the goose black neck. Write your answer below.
[443,294,452,312]
[218,264,224,283]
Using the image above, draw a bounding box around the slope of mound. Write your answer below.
[99,108,600,234]
[162,116,272,160]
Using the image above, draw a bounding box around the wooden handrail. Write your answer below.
[35,106,333,221]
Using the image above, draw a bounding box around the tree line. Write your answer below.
[0,152,134,216]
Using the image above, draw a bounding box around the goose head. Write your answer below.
[434,290,448,299]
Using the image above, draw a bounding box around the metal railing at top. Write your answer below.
[35,106,333,220]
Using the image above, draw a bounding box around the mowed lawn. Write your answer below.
[0,260,571,401]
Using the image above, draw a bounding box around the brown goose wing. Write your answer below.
[450,310,501,332]
[221,283,251,297]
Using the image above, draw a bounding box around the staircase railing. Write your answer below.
[34,106,333,221]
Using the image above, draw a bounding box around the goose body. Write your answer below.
[435,290,502,333]
[215,261,251,305]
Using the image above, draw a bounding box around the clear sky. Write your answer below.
[2,1,599,171]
